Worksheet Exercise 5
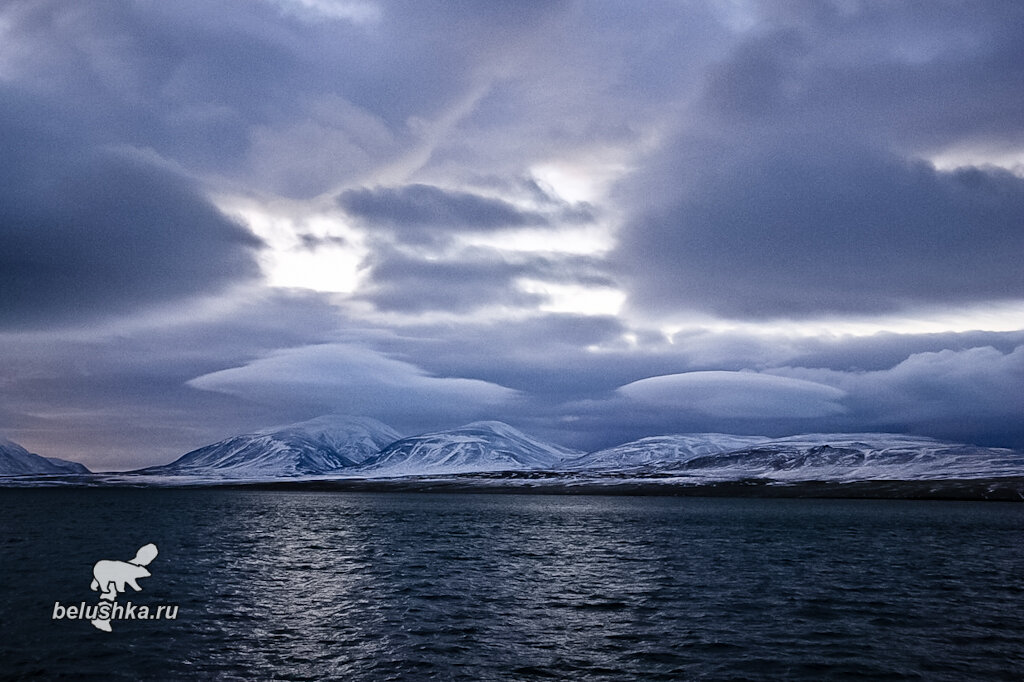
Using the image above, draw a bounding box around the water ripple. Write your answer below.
[1,490,1023,680]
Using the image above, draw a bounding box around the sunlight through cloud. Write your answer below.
[217,197,366,293]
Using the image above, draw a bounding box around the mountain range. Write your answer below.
[2,417,1023,487]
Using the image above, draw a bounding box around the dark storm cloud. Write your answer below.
[0,95,262,329]
[296,233,349,251]
[2,0,293,173]
[351,320,1024,451]
[363,317,1024,426]
[768,344,1024,448]
[356,253,544,313]
[416,1,731,182]
[696,3,1024,149]
[615,2,1024,319]
[618,142,1024,317]
[367,313,635,400]
[777,329,1024,374]
[545,369,851,449]
[356,246,615,314]
[338,184,549,243]
[1,0,573,198]
[552,342,1024,452]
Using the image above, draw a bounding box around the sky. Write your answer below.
[1,0,1023,471]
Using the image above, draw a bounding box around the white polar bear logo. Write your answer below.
[91,560,151,598]
[89,543,158,632]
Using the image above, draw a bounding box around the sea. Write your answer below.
[1,488,1022,680]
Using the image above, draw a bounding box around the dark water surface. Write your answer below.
[1,490,1022,680]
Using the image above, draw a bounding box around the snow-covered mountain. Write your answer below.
[565,434,771,471]
[8,420,1017,487]
[358,421,581,477]
[135,415,401,478]
[129,426,1024,482]
[659,433,1024,481]
[0,438,91,476]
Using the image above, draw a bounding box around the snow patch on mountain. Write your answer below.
[664,433,1024,481]
[135,415,401,477]
[359,421,581,477]
[565,434,771,470]
[255,415,401,464]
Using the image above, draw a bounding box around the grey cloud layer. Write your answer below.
[1,1,1023,465]
[613,1,1024,318]
[4,299,1023,468]
[1,0,572,196]
[0,96,262,328]
[768,345,1024,446]
[12,1,1020,323]
[560,344,1024,452]
[354,251,544,313]
[0,289,348,467]
[356,249,613,313]
[618,143,1024,317]
[339,184,549,236]
[338,182,603,313]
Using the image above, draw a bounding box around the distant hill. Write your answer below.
[134,415,401,478]
[564,434,771,470]
[583,432,1024,482]
[358,421,581,477]
[0,438,91,476]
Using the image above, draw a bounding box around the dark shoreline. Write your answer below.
[2,473,1023,501]
[204,476,1024,501]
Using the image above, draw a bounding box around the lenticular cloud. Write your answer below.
[618,371,847,419]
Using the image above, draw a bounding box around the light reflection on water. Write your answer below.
[1,489,1023,680]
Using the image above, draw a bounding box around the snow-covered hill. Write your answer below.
[0,438,91,476]
[135,415,401,478]
[659,433,1024,482]
[565,434,771,470]
[358,421,581,477]
[10,421,1018,487]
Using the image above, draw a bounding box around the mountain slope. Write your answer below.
[565,434,771,470]
[43,457,92,474]
[136,415,401,478]
[359,421,580,477]
[0,438,91,476]
[663,433,1024,481]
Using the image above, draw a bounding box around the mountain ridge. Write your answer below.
[564,433,772,470]
[662,433,1024,482]
[357,421,582,477]
[0,438,91,476]
[132,415,401,478]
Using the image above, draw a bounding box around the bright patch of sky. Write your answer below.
[928,146,1024,177]
[265,0,381,24]
[647,302,1024,341]
[218,196,366,293]
[517,280,626,317]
